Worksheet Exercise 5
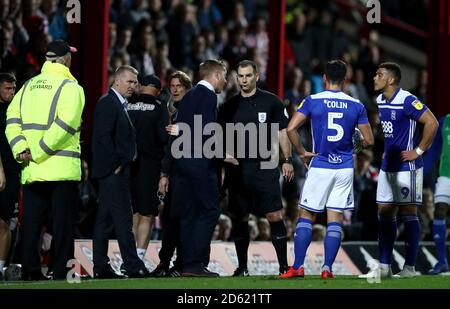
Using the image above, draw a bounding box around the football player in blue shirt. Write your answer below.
[283,60,374,279]
[361,62,439,278]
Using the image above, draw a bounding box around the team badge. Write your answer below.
[391,110,396,120]
[412,100,423,110]
[297,99,305,109]
[258,112,267,123]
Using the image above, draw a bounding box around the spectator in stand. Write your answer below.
[196,0,222,31]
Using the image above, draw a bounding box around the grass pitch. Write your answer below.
[2,275,450,289]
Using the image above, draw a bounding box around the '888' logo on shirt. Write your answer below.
[381,121,394,137]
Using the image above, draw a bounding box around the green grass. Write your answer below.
[2,275,450,289]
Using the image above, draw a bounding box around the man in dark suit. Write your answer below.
[91,65,150,279]
[169,60,227,277]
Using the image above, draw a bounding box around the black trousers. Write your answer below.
[21,181,77,279]
[158,181,181,269]
[174,158,220,272]
[93,168,144,274]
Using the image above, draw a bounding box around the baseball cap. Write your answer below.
[46,40,77,58]
[139,74,161,89]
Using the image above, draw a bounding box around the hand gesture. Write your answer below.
[282,162,294,182]
[299,151,318,169]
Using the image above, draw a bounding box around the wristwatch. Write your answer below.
[283,156,293,164]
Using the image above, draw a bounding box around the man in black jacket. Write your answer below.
[91,65,150,279]
[171,60,227,277]
[0,73,19,281]
[127,74,168,261]
[151,71,192,277]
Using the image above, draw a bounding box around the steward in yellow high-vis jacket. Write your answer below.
[5,40,85,280]
[6,57,84,183]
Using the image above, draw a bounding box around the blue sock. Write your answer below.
[293,218,312,270]
[378,215,397,265]
[432,219,448,265]
[323,222,342,272]
[401,215,420,266]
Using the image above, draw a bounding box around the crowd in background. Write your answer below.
[0,0,441,246]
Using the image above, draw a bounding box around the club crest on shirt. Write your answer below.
[391,110,396,120]
[297,99,305,109]
[412,100,423,110]
[258,112,267,123]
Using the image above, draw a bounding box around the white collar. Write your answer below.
[198,80,215,93]
[111,87,127,105]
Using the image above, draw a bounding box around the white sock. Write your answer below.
[0,260,5,274]
[137,248,146,260]
[404,265,415,271]
[380,263,390,270]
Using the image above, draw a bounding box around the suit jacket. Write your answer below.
[91,89,136,179]
[175,83,217,160]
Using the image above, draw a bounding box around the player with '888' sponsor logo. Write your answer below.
[360,62,439,280]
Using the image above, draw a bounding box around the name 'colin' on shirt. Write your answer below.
[324,99,348,109]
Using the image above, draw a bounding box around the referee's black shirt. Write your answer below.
[218,89,288,161]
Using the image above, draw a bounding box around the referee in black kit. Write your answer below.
[218,60,294,276]
[127,74,169,261]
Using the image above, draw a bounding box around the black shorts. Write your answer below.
[130,156,161,216]
[226,160,282,218]
[0,173,20,221]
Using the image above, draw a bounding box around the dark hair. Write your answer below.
[168,70,192,90]
[237,60,259,74]
[378,62,401,84]
[325,60,347,84]
[0,72,17,84]
[199,59,226,79]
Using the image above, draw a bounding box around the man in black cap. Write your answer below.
[45,40,77,59]
[127,74,169,261]
[5,40,84,280]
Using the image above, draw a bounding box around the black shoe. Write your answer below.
[182,267,219,277]
[166,267,181,277]
[127,268,151,278]
[94,266,126,279]
[279,265,290,275]
[23,271,51,281]
[232,267,249,277]
[4,264,22,281]
[149,263,169,277]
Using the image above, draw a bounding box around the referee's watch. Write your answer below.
[283,156,293,164]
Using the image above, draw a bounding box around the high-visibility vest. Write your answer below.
[5,61,85,184]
